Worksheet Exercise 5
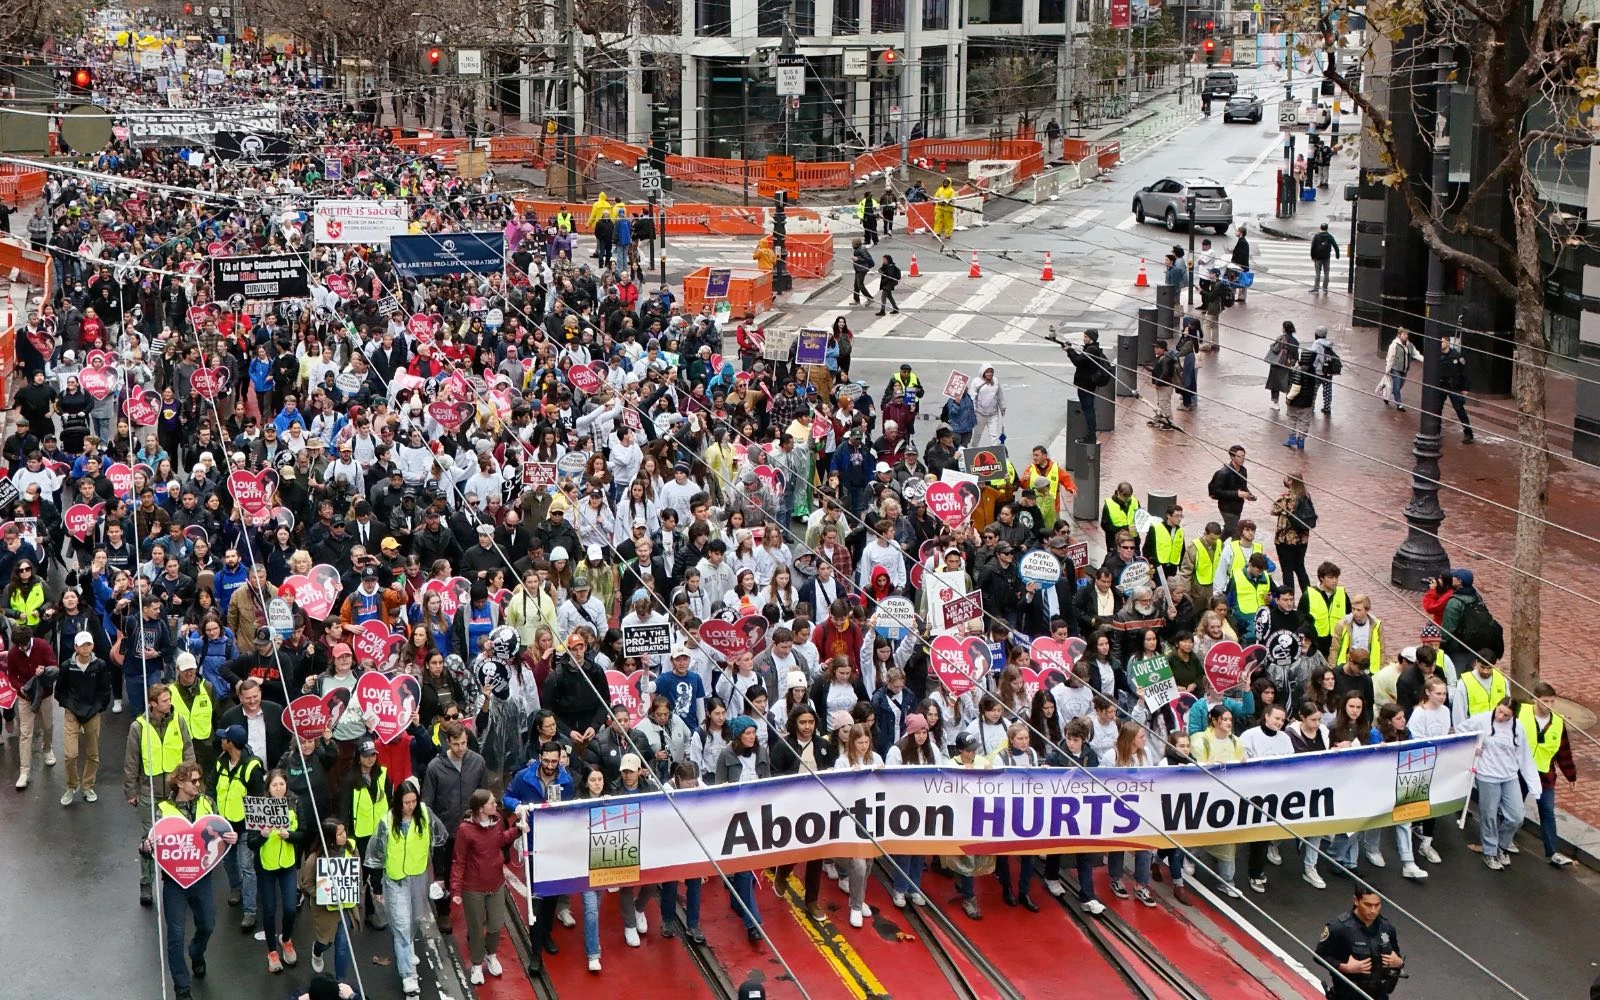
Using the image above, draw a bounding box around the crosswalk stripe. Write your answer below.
[1011,204,1051,226]
[1063,208,1102,229]
[1091,286,1134,315]
[897,271,961,311]
[926,276,1016,341]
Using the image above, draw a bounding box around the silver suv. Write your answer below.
[1131,177,1233,234]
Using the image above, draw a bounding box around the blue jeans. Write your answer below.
[995,855,1035,897]
[314,917,359,996]
[659,878,702,931]
[1180,352,1197,406]
[729,872,761,930]
[1538,785,1561,857]
[1477,776,1525,857]
[1388,371,1406,405]
[892,855,925,895]
[224,838,257,914]
[385,875,423,978]
[1074,855,1099,901]
[1158,848,1188,885]
[163,874,217,992]
[955,872,974,899]
[257,865,298,949]
[581,890,601,958]
[1108,850,1152,887]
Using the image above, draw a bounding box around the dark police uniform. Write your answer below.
[1315,907,1404,999]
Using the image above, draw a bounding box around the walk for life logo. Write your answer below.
[588,803,642,887]
[1392,744,1437,823]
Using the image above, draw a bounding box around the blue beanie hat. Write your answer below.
[728,715,756,741]
[1452,568,1474,587]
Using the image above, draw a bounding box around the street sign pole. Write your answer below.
[1186,194,1197,306]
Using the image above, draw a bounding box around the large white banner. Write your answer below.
[312,199,410,245]
[524,737,1476,895]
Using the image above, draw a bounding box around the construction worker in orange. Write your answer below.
[933,177,957,240]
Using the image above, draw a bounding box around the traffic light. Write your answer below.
[1203,38,1216,65]
[875,49,901,80]
[69,67,93,93]
[183,2,192,12]
[426,47,443,73]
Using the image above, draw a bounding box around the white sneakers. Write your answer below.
[401,975,420,995]
[1551,853,1576,867]
[1265,845,1281,866]
[1401,863,1428,880]
[623,927,641,948]
[1484,855,1504,871]
[1082,899,1107,916]
[485,954,503,977]
[1364,850,1387,868]
[469,966,485,985]
[910,892,927,907]
[60,789,74,806]
[849,908,864,928]
[1044,878,1066,898]
[1416,837,1442,864]
[892,892,906,908]
[636,912,648,934]
[84,788,98,803]
[15,770,28,789]
[823,862,839,880]
[1303,869,1327,889]
[557,907,576,928]
[587,957,602,972]
[1219,883,1242,898]
[1248,877,1267,894]
[43,751,55,766]
[838,877,850,893]
[112,699,123,714]
[1504,842,1521,855]
[311,951,324,973]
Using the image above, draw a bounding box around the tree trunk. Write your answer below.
[1508,276,1548,692]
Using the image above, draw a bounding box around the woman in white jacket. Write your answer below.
[1383,328,1422,411]
[1459,697,1539,870]
[1404,676,1451,864]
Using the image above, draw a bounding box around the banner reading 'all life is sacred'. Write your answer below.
[524,736,1476,895]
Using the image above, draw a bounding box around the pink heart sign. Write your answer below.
[427,400,474,432]
[0,672,14,711]
[123,389,161,426]
[80,363,116,400]
[567,363,603,395]
[925,481,980,528]
[281,689,352,740]
[65,502,106,542]
[1202,641,1267,693]
[752,465,783,496]
[26,327,53,356]
[356,671,421,744]
[325,273,351,299]
[697,617,770,659]
[150,814,235,888]
[709,353,724,371]
[105,462,135,498]
[1029,636,1086,675]
[408,313,437,340]
[351,620,406,665]
[190,366,230,399]
[227,467,279,514]
[423,576,472,618]
[281,564,342,621]
[607,669,648,728]
[929,634,990,697]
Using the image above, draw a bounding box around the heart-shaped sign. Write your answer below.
[709,353,724,371]
[408,313,437,340]
[80,365,117,400]
[607,669,648,728]
[190,366,230,399]
[227,467,279,515]
[355,671,422,744]
[150,814,235,889]
[1029,636,1086,675]
[427,400,474,432]
[925,481,980,528]
[1018,666,1057,705]
[280,564,342,621]
[567,364,603,395]
[325,273,351,299]
[929,634,990,697]
[753,465,783,496]
[64,502,106,542]
[423,576,472,618]
[105,462,135,498]
[281,689,352,739]
[184,525,209,545]
[84,349,115,371]
[735,371,753,384]
[1202,640,1267,693]
[123,389,161,426]
[26,327,53,356]
[697,617,771,659]
[350,620,407,665]
[0,672,14,711]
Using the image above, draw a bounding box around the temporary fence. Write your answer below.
[681,266,773,317]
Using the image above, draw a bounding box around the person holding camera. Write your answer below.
[1315,887,1405,999]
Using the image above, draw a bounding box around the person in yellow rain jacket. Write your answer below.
[587,193,612,228]
[933,178,957,239]
[1017,445,1075,532]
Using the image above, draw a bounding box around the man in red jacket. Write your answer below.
[7,623,58,789]
[450,789,523,985]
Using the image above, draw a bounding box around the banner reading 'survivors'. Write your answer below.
[524,737,1475,895]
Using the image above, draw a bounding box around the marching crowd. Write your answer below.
[0,24,1581,1000]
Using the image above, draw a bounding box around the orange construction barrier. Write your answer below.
[682,266,774,316]
[755,233,835,280]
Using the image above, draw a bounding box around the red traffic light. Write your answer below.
[71,68,93,89]
[183,2,192,11]
[427,47,442,65]
[881,49,898,64]
[1203,39,1216,53]
[1206,19,1214,31]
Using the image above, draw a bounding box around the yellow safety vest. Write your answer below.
[1304,587,1348,638]
[214,755,262,823]
[1103,496,1139,529]
[350,767,390,840]
[1231,563,1269,616]
[157,794,219,820]
[139,714,186,777]
[1228,538,1263,568]
[1461,670,1509,718]
[1519,704,1565,774]
[1192,539,1220,586]
[385,810,432,881]
[986,460,1017,491]
[1151,523,1185,566]
[555,211,573,233]
[1335,618,1382,673]
[258,807,300,871]
[170,683,214,741]
[8,584,44,627]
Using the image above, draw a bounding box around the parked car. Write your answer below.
[1202,71,1239,99]
[1130,177,1234,233]
[1222,94,1265,123]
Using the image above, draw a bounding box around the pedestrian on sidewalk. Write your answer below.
[859,193,880,247]
[1284,349,1317,449]
[880,191,897,236]
[1066,330,1112,443]
[1310,326,1338,414]
[1148,339,1178,430]
[851,239,873,306]
[1310,223,1340,293]
[1177,316,1202,407]
[1441,334,1473,441]
[1206,445,1255,540]
[1383,329,1421,412]
[1266,321,1298,406]
[876,255,901,316]
[1231,226,1252,303]
[1199,279,1229,352]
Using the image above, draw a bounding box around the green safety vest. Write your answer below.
[1103,496,1139,529]
[1519,704,1565,774]
[258,806,300,871]
[140,714,186,777]
[1231,563,1269,616]
[385,810,432,882]
[171,683,214,741]
[1150,523,1184,565]
[214,755,262,823]
[1304,587,1348,638]
[350,767,390,840]
[1191,538,1220,586]
[1462,670,1509,718]
[1335,618,1382,673]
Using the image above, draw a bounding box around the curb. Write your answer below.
[1520,803,1600,874]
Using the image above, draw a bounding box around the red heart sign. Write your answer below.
[150,814,235,889]
[697,618,770,659]
[735,371,752,384]
[350,620,407,665]
[281,689,352,739]
[227,468,279,514]
[64,502,105,542]
[567,364,603,395]
[1018,666,1051,704]
[123,389,161,426]
[25,327,53,356]
[925,481,980,528]
[84,349,115,371]
[423,576,472,618]
[753,465,783,496]
[1029,636,1086,675]
[0,672,15,711]
[1202,641,1267,693]
[929,634,990,697]
[607,669,648,728]
[325,273,351,299]
[709,353,724,371]
[408,313,437,339]
[426,400,474,432]
[190,366,230,399]
[355,671,421,744]
[80,365,116,400]
[105,462,135,498]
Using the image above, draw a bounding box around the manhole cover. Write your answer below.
[1219,373,1260,386]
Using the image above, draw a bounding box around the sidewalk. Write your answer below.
[1251,114,1362,241]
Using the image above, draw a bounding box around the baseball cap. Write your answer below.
[358,739,378,757]
[218,725,248,748]
[875,461,891,474]
[175,651,198,674]
[362,567,379,580]
[476,523,494,536]
[994,541,1014,555]
[620,752,643,772]
[254,626,274,644]
[74,631,95,647]
[954,732,978,753]
[381,537,400,552]
[1419,623,1443,643]
[671,644,691,659]
[586,543,604,561]
[332,643,353,658]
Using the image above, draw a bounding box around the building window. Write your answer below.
[1039,0,1064,23]
[758,0,787,36]
[835,0,860,32]
[923,0,949,29]
[697,0,731,35]
[795,0,816,33]
[872,0,905,32]
[969,0,1022,25]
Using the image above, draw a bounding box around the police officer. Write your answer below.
[1315,887,1405,999]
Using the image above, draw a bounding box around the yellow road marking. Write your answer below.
[764,870,891,1000]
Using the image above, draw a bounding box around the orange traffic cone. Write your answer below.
[968,251,982,279]
[1040,251,1055,281]
[1134,258,1149,288]
[908,254,920,278]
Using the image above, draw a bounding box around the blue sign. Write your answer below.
[705,268,732,298]
[390,232,506,278]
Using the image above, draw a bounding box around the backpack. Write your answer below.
[1090,355,1113,388]
[1453,597,1505,661]
[1320,344,1343,376]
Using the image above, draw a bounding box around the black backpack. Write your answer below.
[1320,345,1343,376]
[1453,597,1505,661]
[1090,354,1113,388]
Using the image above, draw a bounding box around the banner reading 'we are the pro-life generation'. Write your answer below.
[524,736,1477,895]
